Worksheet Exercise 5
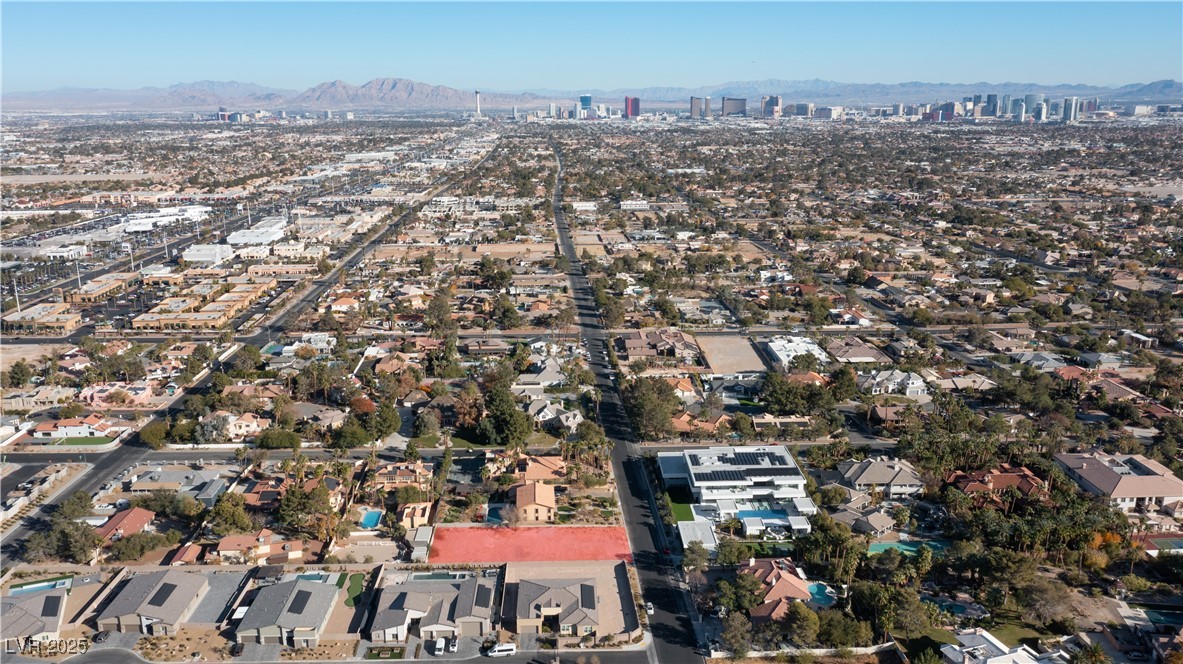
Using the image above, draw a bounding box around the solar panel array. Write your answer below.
[147,583,177,608]
[289,589,312,615]
[41,595,62,617]
[580,583,596,610]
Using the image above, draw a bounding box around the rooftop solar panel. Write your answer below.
[289,589,312,615]
[147,583,177,608]
[475,585,493,608]
[580,583,596,610]
[41,595,61,617]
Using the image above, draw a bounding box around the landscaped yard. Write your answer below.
[56,436,114,446]
[899,627,958,659]
[364,646,406,660]
[343,573,365,607]
[668,486,695,522]
[984,607,1053,648]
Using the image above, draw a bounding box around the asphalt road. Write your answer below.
[49,647,653,664]
[549,141,702,664]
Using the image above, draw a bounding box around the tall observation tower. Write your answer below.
[475,90,481,118]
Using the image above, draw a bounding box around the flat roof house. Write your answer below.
[95,570,208,635]
[368,571,496,643]
[658,445,817,536]
[235,580,337,648]
[1055,452,1183,514]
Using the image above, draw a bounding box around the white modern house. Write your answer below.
[765,336,830,369]
[659,445,817,536]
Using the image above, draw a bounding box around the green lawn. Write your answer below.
[900,628,959,659]
[56,437,114,446]
[335,573,347,588]
[344,573,365,607]
[526,432,559,447]
[667,486,695,522]
[987,608,1052,648]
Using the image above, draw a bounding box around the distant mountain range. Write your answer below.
[3,77,1179,112]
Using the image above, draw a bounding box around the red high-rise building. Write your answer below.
[624,96,640,119]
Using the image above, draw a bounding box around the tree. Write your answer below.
[621,377,680,440]
[1071,643,1110,664]
[720,613,752,657]
[781,602,820,646]
[138,420,168,450]
[59,402,85,419]
[714,537,751,566]
[414,410,440,437]
[193,415,230,446]
[683,540,710,572]
[332,421,371,449]
[716,572,764,614]
[5,359,32,387]
[209,493,252,535]
[257,428,301,450]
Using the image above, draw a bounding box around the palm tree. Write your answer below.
[1071,643,1110,664]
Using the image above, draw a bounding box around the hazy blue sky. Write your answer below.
[3,2,1180,92]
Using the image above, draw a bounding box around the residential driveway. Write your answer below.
[238,642,282,662]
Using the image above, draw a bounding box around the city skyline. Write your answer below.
[3,2,1182,94]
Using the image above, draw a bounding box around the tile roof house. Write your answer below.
[212,528,305,565]
[31,413,120,440]
[618,328,700,363]
[96,570,208,635]
[234,579,337,648]
[826,338,891,364]
[96,507,156,544]
[1055,452,1183,514]
[372,460,436,493]
[838,457,924,498]
[368,573,496,643]
[946,465,1049,504]
[740,558,812,624]
[510,481,556,523]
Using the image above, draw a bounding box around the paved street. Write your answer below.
[549,141,703,664]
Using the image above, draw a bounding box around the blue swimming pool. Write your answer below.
[1146,610,1183,626]
[809,583,836,607]
[737,509,789,520]
[9,578,71,596]
[360,510,382,529]
[296,572,332,582]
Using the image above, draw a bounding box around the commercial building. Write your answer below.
[367,571,496,643]
[579,95,592,112]
[623,96,640,119]
[690,97,704,118]
[761,95,782,118]
[234,580,337,648]
[720,97,747,117]
[181,244,235,266]
[1063,96,1080,123]
[95,570,208,635]
[227,216,288,246]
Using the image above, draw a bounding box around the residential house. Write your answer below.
[96,507,156,544]
[946,465,1049,504]
[95,570,208,635]
[826,338,891,364]
[368,573,496,643]
[858,370,928,398]
[618,328,700,364]
[212,529,306,565]
[837,457,924,499]
[740,558,812,625]
[1055,452,1183,514]
[234,580,337,648]
[940,628,1066,664]
[396,502,433,530]
[510,481,556,523]
[0,588,68,642]
[372,460,435,493]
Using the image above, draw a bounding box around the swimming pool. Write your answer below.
[411,571,470,581]
[1145,610,1183,626]
[868,540,949,555]
[737,509,789,520]
[296,572,332,583]
[9,577,72,596]
[359,510,382,529]
[809,583,836,607]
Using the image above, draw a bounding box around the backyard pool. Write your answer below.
[410,571,470,581]
[737,509,789,520]
[1145,610,1183,626]
[809,583,837,607]
[9,577,72,596]
[296,572,333,583]
[359,509,383,529]
[868,540,949,555]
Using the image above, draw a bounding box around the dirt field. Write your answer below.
[279,640,357,660]
[430,525,633,564]
[0,344,68,371]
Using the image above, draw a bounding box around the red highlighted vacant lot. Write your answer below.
[430,525,633,564]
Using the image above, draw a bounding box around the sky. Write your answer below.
[3,2,1181,93]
